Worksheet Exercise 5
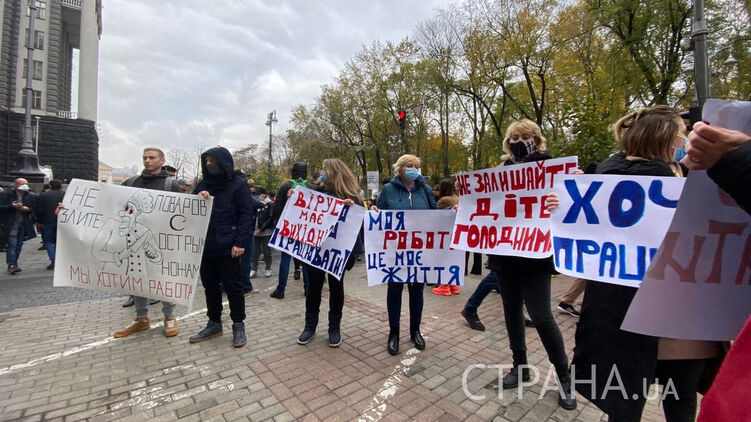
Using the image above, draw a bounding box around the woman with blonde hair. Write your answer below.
[487,119,576,410]
[296,158,363,347]
[373,154,438,355]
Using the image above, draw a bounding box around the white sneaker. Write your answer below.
[250,270,257,278]
[264,270,272,278]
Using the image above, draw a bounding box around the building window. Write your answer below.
[26,1,46,20]
[22,59,44,80]
[21,90,43,109]
[24,30,45,50]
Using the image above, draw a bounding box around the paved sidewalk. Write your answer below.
[0,247,672,421]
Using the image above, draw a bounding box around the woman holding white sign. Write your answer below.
[488,119,577,410]
[296,158,363,348]
[372,154,438,356]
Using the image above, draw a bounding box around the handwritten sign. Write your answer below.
[451,157,578,258]
[550,174,685,287]
[365,210,465,286]
[53,179,212,307]
[275,186,346,248]
[620,172,751,341]
[268,204,367,280]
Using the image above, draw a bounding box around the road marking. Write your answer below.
[0,303,225,376]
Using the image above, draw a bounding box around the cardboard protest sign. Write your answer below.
[550,174,685,287]
[620,181,750,339]
[365,210,465,286]
[54,179,212,307]
[274,186,346,248]
[451,157,578,258]
[268,204,366,280]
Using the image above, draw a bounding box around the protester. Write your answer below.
[0,178,37,274]
[296,159,362,347]
[252,187,274,279]
[432,178,460,296]
[163,165,177,177]
[35,179,65,270]
[237,179,262,294]
[114,148,182,337]
[189,147,254,348]
[548,106,720,421]
[372,154,437,355]
[485,119,576,410]
[270,162,311,299]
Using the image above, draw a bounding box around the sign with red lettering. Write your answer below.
[54,179,213,308]
[275,186,347,248]
[364,210,464,286]
[550,174,685,287]
[621,171,751,341]
[451,157,578,258]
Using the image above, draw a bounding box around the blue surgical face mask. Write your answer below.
[404,168,420,182]
[319,172,327,183]
[673,137,688,162]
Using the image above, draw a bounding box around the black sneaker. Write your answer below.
[189,321,223,343]
[524,318,535,327]
[460,308,486,331]
[293,270,301,280]
[46,262,55,270]
[270,290,284,299]
[557,302,581,317]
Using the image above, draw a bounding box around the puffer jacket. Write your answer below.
[193,147,255,257]
[376,174,437,211]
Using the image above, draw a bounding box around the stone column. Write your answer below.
[77,0,99,121]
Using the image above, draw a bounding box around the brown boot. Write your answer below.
[114,317,150,338]
[164,317,179,337]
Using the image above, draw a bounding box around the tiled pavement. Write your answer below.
[0,247,674,421]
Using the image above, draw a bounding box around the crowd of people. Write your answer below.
[7,102,749,421]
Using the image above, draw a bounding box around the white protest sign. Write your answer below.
[365,210,465,286]
[274,186,347,248]
[550,174,685,287]
[54,179,212,307]
[268,204,366,280]
[620,171,751,340]
[451,157,578,258]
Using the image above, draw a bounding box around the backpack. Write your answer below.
[122,175,174,191]
[289,178,308,189]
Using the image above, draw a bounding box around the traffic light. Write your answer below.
[397,110,407,130]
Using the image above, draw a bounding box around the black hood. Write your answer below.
[201,146,236,180]
[290,162,307,180]
[596,153,674,177]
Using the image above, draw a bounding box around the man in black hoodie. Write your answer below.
[114,147,182,339]
[36,179,65,270]
[269,162,311,299]
[189,147,255,348]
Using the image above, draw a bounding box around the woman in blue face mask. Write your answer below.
[372,154,438,356]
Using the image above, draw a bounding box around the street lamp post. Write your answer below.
[265,110,278,184]
[10,1,45,181]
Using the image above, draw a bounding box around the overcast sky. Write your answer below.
[97,0,453,170]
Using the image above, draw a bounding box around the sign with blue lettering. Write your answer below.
[621,171,751,340]
[365,210,465,286]
[550,174,685,287]
[268,203,367,280]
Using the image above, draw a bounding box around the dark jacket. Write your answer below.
[273,162,314,223]
[376,174,437,210]
[487,152,555,274]
[35,188,66,224]
[708,141,751,215]
[0,189,37,240]
[572,153,674,418]
[255,201,275,235]
[124,168,181,192]
[194,147,255,257]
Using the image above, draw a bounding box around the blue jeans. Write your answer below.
[465,271,499,311]
[41,222,57,262]
[277,252,308,293]
[6,225,26,267]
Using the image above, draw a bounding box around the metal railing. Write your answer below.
[61,0,81,9]
[57,110,77,119]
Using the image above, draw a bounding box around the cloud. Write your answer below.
[98,0,453,169]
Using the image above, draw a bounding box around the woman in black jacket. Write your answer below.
[488,119,576,410]
[296,158,362,347]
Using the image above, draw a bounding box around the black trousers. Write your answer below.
[497,264,568,373]
[200,255,245,323]
[305,265,344,316]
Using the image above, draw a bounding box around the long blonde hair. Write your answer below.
[614,105,682,161]
[322,158,363,203]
